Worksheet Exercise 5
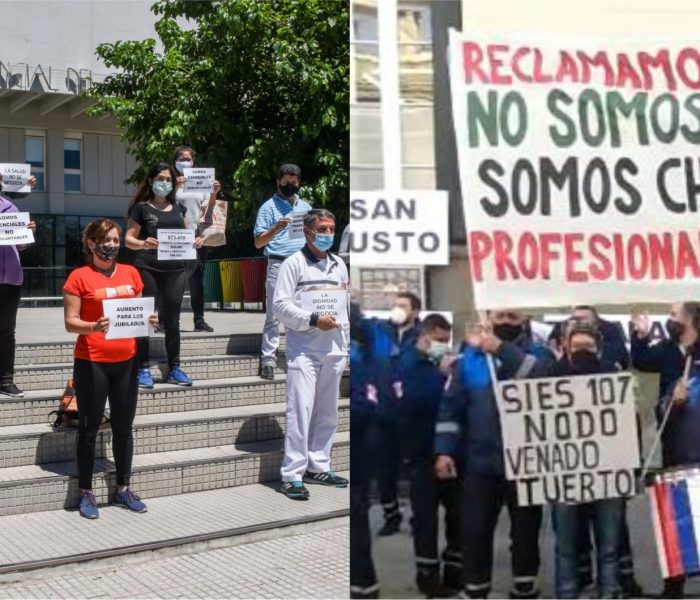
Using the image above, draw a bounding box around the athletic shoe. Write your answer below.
[194,319,214,332]
[0,382,24,398]
[303,470,348,488]
[79,491,99,519]
[113,487,148,513]
[138,368,155,389]
[281,481,310,500]
[167,367,193,386]
[260,365,275,380]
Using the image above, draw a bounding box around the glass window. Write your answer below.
[64,138,81,192]
[25,135,45,192]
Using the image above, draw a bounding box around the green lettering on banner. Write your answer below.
[547,89,577,147]
[606,91,650,147]
[578,89,607,147]
[650,93,680,143]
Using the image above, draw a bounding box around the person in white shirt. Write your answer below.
[273,208,349,500]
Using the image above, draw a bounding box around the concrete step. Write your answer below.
[15,332,286,366]
[0,374,350,428]
[13,354,289,391]
[0,475,348,581]
[0,400,350,468]
[0,432,349,516]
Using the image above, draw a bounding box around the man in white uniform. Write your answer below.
[273,208,349,500]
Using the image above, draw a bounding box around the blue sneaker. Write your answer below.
[79,490,99,519]
[113,487,148,513]
[281,481,310,500]
[138,368,154,389]
[167,367,193,386]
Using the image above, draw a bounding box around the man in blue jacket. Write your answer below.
[395,313,461,596]
[435,310,553,599]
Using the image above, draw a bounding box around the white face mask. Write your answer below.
[389,306,409,326]
[175,160,193,173]
[428,341,450,364]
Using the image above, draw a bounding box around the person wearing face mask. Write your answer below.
[63,219,159,519]
[394,314,463,596]
[273,209,349,500]
[126,163,203,389]
[172,145,221,332]
[435,310,553,600]
[0,173,37,398]
[254,163,312,380]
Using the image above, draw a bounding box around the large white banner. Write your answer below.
[349,190,449,266]
[496,372,640,505]
[449,31,700,309]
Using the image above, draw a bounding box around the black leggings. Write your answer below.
[74,357,139,490]
[0,283,22,384]
[137,268,186,370]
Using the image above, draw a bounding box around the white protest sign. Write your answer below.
[183,168,215,193]
[496,372,640,506]
[102,297,154,340]
[349,190,449,266]
[0,212,33,245]
[289,211,308,240]
[157,229,196,260]
[301,288,349,326]
[449,31,700,308]
[0,164,31,193]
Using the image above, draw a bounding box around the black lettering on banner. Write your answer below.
[554,411,572,440]
[616,469,634,496]
[555,378,574,408]
[524,414,546,443]
[618,374,631,403]
[600,408,618,436]
[537,380,554,410]
[502,382,522,413]
[580,471,595,502]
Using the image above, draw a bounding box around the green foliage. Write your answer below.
[88,0,349,257]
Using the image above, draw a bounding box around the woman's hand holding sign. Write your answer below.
[92,316,110,334]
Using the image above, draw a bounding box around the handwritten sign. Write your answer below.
[157,229,196,260]
[301,288,349,326]
[102,297,154,340]
[289,211,308,240]
[0,212,33,245]
[183,168,215,193]
[0,164,31,193]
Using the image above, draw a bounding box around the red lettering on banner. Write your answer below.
[469,231,493,281]
[638,49,676,91]
[648,233,675,279]
[487,44,512,84]
[677,48,700,89]
[616,53,643,89]
[589,234,613,280]
[676,232,700,277]
[556,51,580,83]
[539,233,562,279]
[564,234,587,282]
[494,231,519,280]
[532,48,553,83]
[512,47,533,83]
[463,42,488,84]
[518,232,540,278]
[627,234,649,280]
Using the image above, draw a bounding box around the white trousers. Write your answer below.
[261,259,282,367]
[280,352,347,482]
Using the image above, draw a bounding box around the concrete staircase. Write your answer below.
[0,328,349,579]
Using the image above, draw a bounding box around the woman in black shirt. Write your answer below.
[125,162,203,388]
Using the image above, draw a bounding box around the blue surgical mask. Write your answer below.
[152,181,172,196]
[312,232,334,252]
[175,160,193,173]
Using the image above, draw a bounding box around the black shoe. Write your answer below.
[281,481,310,500]
[378,514,402,536]
[194,319,214,332]
[510,580,539,599]
[0,382,24,398]
[417,566,443,598]
[260,365,275,380]
[303,470,348,487]
[621,579,644,599]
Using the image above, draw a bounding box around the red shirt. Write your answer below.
[63,264,144,363]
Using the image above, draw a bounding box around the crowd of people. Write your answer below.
[0,154,349,518]
[350,296,700,599]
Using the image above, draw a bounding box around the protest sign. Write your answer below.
[349,190,449,265]
[157,229,196,260]
[449,31,700,308]
[289,210,309,240]
[495,372,640,505]
[301,288,349,326]
[0,164,31,193]
[183,168,215,193]
[0,212,33,245]
[102,297,154,340]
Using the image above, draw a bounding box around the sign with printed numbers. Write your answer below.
[0,212,33,245]
[300,288,349,326]
[183,168,215,193]
[102,297,154,340]
[0,164,31,193]
[157,229,196,260]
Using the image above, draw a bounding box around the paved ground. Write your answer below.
[0,525,349,599]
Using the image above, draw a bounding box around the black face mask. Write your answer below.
[666,318,685,343]
[94,243,119,262]
[279,183,299,198]
[493,323,523,342]
[569,349,600,373]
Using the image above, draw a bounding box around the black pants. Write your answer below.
[462,473,542,597]
[74,357,139,490]
[377,414,401,520]
[350,411,379,598]
[186,247,207,321]
[0,283,21,384]
[137,268,186,370]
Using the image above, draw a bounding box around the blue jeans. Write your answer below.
[553,499,624,598]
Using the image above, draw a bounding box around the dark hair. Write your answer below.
[303,208,335,229]
[421,313,451,334]
[574,305,599,319]
[127,162,178,215]
[397,291,421,312]
[563,317,601,346]
[172,145,195,165]
[277,164,301,180]
[682,302,700,333]
[82,218,121,262]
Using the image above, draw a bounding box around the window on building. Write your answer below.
[64,138,81,192]
[25,135,45,191]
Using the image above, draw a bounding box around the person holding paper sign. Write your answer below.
[254,163,312,380]
[434,311,553,600]
[126,163,202,389]
[63,219,158,520]
[0,174,36,398]
[273,208,349,500]
[172,145,219,333]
